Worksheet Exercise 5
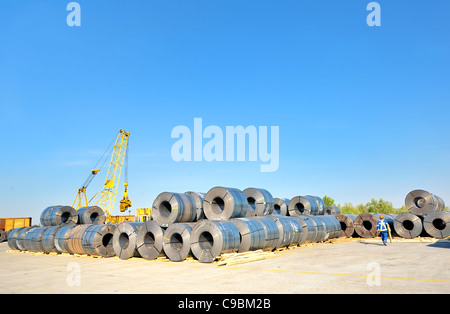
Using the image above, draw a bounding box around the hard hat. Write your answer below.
[379,215,384,219]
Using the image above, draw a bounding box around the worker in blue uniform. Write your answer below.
[376,215,390,246]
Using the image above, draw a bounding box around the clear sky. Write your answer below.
[1,1,449,224]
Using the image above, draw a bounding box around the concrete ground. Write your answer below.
[1,239,449,294]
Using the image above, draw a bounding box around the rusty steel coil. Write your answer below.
[423,211,450,239]
[152,192,196,227]
[82,224,116,257]
[203,186,248,220]
[405,190,445,216]
[113,222,143,259]
[136,220,165,260]
[190,220,240,263]
[288,196,320,216]
[185,191,206,221]
[229,217,266,252]
[243,187,274,216]
[394,212,423,239]
[163,223,196,262]
[273,198,290,216]
[77,206,106,225]
[335,214,357,238]
[354,213,379,238]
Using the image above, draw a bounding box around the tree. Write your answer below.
[322,195,336,207]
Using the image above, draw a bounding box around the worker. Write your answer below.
[376,215,390,246]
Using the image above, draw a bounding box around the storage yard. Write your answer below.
[2,187,449,294]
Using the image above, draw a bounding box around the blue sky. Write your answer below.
[1,1,449,223]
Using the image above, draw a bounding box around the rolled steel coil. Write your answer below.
[55,225,77,253]
[354,213,378,238]
[77,206,106,225]
[66,224,93,255]
[325,206,341,215]
[82,224,116,257]
[317,215,342,240]
[40,205,62,226]
[306,215,327,242]
[394,212,423,239]
[405,190,444,216]
[41,226,62,253]
[288,196,319,216]
[41,205,78,226]
[7,227,27,250]
[306,195,326,215]
[273,198,290,216]
[423,211,450,239]
[229,217,266,252]
[203,186,248,220]
[185,191,206,220]
[243,187,274,216]
[267,215,302,248]
[253,216,280,251]
[15,227,33,251]
[334,214,357,238]
[136,221,165,260]
[23,227,51,252]
[113,222,143,259]
[152,192,196,227]
[163,223,196,262]
[190,220,240,263]
[292,215,317,244]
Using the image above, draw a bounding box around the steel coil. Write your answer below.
[229,217,266,252]
[253,216,280,251]
[306,215,327,242]
[306,195,326,215]
[82,224,116,257]
[163,223,196,262]
[325,206,341,215]
[136,221,165,260]
[423,211,450,239]
[42,206,78,226]
[317,215,342,240]
[41,226,62,253]
[267,215,302,248]
[394,212,423,239]
[190,220,240,263]
[77,206,106,225]
[354,213,378,238]
[292,216,317,244]
[273,198,290,216]
[23,227,50,252]
[152,192,196,227]
[15,227,33,251]
[40,205,62,226]
[7,227,27,250]
[405,190,444,216]
[203,186,248,220]
[113,222,143,259]
[288,196,319,216]
[185,191,206,220]
[243,188,274,216]
[54,225,77,253]
[66,224,92,255]
[334,214,357,238]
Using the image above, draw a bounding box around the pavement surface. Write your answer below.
[1,239,449,294]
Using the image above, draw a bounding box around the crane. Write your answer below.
[72,129,132,219]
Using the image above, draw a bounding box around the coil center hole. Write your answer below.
[102,233,113,248]
[363,221,373,230]
[119,233,129,249]
[160,201,172,218]
[294,203,305,213]
[90,212,99,223]
[212,197,225,214]
[414,197,426,208]
[144,232,155,247]
[61,212,70,223]
[247,197,256,210]
[199,231,214,250]
[433,218,446,230]
[274,204,281,214]
[402,220,415,231]
[170,233,183,251]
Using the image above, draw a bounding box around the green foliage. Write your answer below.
[322,195,336,207]
[338,198,408,215]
